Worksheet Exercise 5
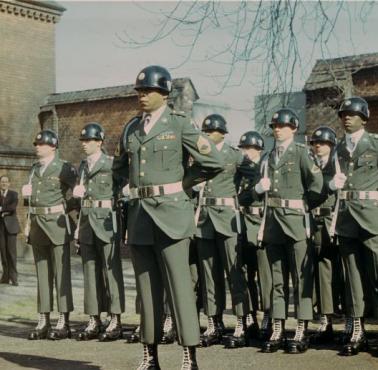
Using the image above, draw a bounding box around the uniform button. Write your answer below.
[140,172,144,177]
[38,182,41,185]
[36,198,39,201]
[141,159,146,164]
[88,188,92,191]
[348,173,353,176]
[141,147,146,151]
[349,162,354,166]
[164,145,168,149]
[37,190,40,193]
[275,170,279,174]
[208,189,212,192]
[274,188,278,192]
[209,180,213,183]
[349,183,353,187]
[174,197,178,201]
[89,180,93,183]
[274,179,278,183]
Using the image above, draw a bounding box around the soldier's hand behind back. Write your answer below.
[255,177,271,194]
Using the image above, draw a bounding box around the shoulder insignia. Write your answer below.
[171,110,186,117]
[197,135,212,155]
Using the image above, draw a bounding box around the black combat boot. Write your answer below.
[338,316,353,345]
[28,313,51,340]
[137,344,161,370]
[99,313,122,341]
[48,312,71,340]
[224,316,246,348]
[200,316,222,347]
[261,319,284,353]
[310,314,334,344]
[160,314,176,344]
[181,346,199,370]
[287,319,309,353]
[77,315,102,341]
[340,317,368,356]
[258,311,272,342]
[245,312,260,341]
[126,325,140,343]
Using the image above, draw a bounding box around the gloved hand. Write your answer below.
[21,184,32,197]
[255,178,271,194]
[73,185,86,198]
[329,173,347,191]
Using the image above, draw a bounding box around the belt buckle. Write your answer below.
[284,199,289,208]
[207,198,216,206]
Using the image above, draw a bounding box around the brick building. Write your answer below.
[0,0,65,252]
[304,52,378,136]
[39,79,199,166]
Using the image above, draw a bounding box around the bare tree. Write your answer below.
[117,1,374,117]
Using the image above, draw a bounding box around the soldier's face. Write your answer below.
[204,130,225,144]
[340,112,366,133]
[0,177,10,191]
[311,141,332,157]
[271,124,296,141]
[34,144,55,159]
[137,89,167,113]
[241,146,261,161]
[81,140,102,156]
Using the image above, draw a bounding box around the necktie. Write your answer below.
[275,145,284,164]
[143,114,152,135]
[350,137,356,151]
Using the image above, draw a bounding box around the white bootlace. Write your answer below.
[350,318,363,342]
[106,314,119,332]
[261,312,270,330]
[246,313,254,327]
[86,315,100,332]
[163,314,173,334]
[233,316,244,337]
[270,319,282,341]
[318,315,328,332]
[181,346,195,370]
[137,345,156,370]
[293,320,306,341]
[55,313,67,329]
[203,316,215,335]
[36,313,49,330]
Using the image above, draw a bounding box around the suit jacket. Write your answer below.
[28,154,77,246]
[260,141,323,243]
[196,143,243,238]
[112,106,224,243]
[0,190,20,234]
[336,131,378,237]
[78,153,115,244]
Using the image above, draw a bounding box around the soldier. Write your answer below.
[112,65,223,370]
[196,114,252,349]
[73,123,125,341]
[21,129,76,340]
[236,131,273,342]
[309,127,345,344]
[331,97,378,355]
[255,108,323,354]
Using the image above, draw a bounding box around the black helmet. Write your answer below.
[201,114,228,134]
[134,65,172,94]
[238,131,264,150]
[310,126,337,146]
[269,108,299,129]
[80,122,105,141]
[33,129,58,148]
[338,96,369,120]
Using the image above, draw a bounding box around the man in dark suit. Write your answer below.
[0,175,21,285]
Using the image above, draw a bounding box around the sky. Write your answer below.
[55,1,378,142]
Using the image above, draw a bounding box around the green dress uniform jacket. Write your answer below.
[113,106,224,346]
[335,131,378,318]
[77,152,125,316]
[260,141,323,321]
[28,154,77,313]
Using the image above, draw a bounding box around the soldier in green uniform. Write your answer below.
[331,97,378,356]
[309,127,345,345]
[73,123,125,341]
[255,108,323,354]
[112,65,223,370]
[195,114,252,349]
[236,131,273,342]
[22,130,77,340]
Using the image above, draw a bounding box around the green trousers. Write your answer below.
[130,227,200,346]
[32,242,73,313]
[196,233,251,317]
[80,234,125,315]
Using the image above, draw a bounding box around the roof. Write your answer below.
[304,52,378,91]
[18,0,66,12]
[43,78,199,106]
